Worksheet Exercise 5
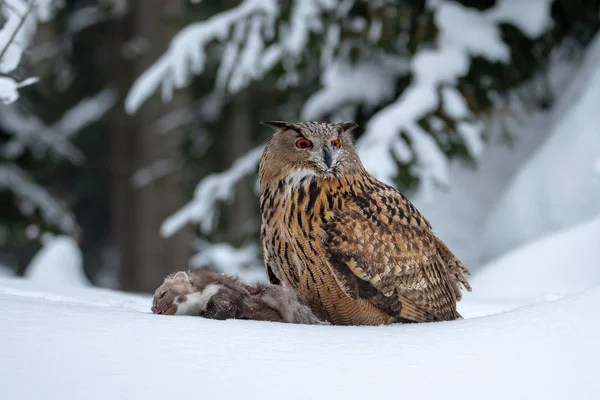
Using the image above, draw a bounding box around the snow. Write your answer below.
[487,0,553,37]
[459,214,600,317]
[440,86,470,119]
[0,76,19,104]
[132,159,176,188]
[151,107,195,135]
[25,235,89,287]
[53,88,117,139]
[480,34,600,262]
[436,2,510,62]
[285,0,336,56]
[2,212,600,399]
[457,121,485,158]
[435,0,553,62]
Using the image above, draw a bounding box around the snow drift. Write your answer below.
[24,235,89,287]
[1,276,598,400]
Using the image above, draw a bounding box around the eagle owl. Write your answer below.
[258,120,471,325]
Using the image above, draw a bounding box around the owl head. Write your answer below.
[259,121,363,188]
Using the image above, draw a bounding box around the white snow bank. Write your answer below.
[0,272,598,400]
[480,33,600,261]
[24,235,89,287]
[458,213,600,317]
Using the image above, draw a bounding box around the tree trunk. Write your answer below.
[109,0,191,293]
[107,6,137,291]
[224,91,256,243]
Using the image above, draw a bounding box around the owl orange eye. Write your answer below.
[295,138,313,149]
[331,139,341,148]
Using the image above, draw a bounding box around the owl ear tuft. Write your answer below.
[337,121,358,133]
[261,121,296,131]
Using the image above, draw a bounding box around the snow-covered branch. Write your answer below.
[125,0,341,113]
[0,88,117,163]
[0,164,77,234]
[356,0,553,199]
[160,145,265,237]
[0,88,115,235]
[125,0,278,113]
[302,53,410,121]
[0,0,62,104]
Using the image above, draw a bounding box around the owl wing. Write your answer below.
[322,186,469,322]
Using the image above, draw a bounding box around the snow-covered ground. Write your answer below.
[2,213,600,400]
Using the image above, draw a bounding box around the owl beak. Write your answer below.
[322,147,333,168]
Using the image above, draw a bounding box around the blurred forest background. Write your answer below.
[0,0,599,294]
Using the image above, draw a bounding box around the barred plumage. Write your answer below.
[259,121,471,325]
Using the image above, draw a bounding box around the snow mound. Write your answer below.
[474,214,600,298]
[24,235,89,287]
[459,213,600,317]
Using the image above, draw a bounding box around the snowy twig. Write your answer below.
[0,0,63,103]
[0,0,34,62]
